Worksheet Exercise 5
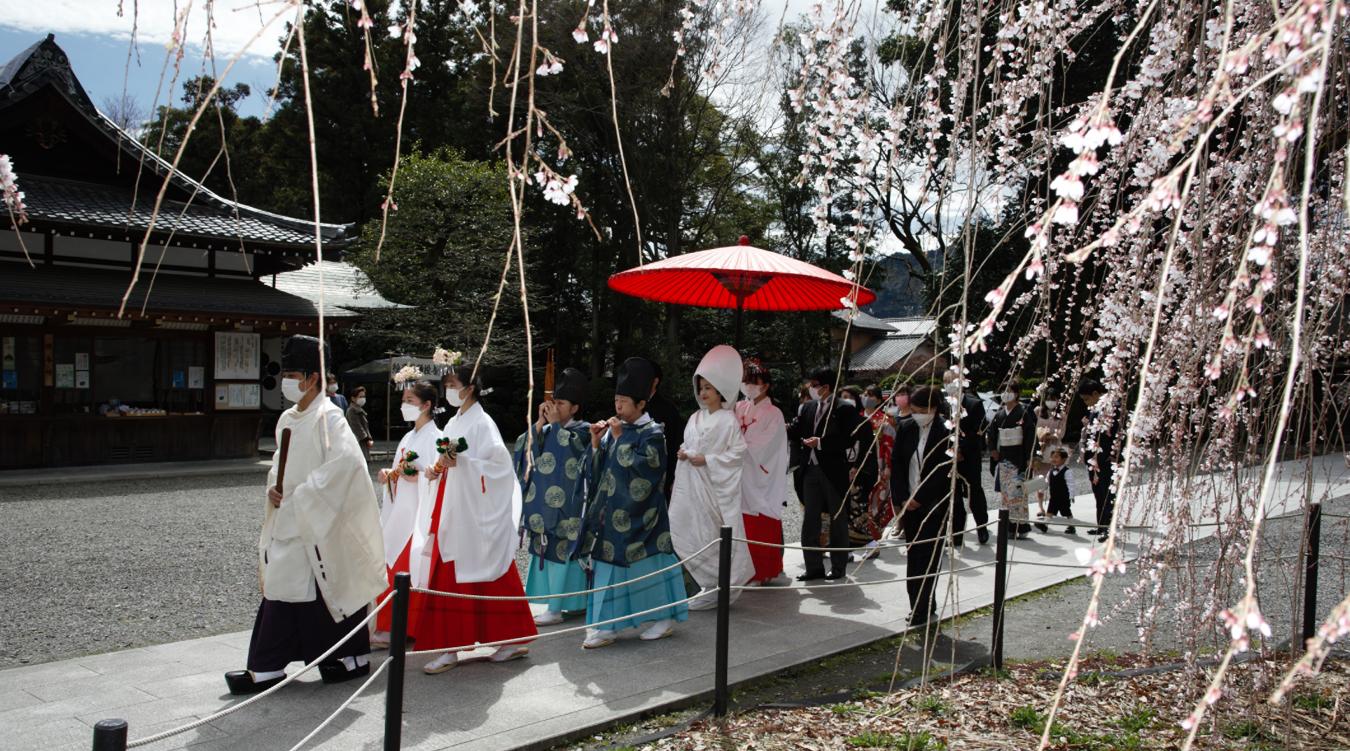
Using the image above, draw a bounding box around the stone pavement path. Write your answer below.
[5,454,1346,751]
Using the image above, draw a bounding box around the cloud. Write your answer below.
[0,0,289,58]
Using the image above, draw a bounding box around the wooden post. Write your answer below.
[992,509,1010,672]
[1302,502,1322,645]
[713,525,733,717]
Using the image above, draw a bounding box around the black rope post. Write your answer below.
[92,719,127,751]
[384,572,411,751]
[991,509,1010,673]
[713,525,733,718]
[1302,502,1322,645]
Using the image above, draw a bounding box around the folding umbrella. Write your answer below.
[607,236,877,348]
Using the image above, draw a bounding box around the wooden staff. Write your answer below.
[543,348,556,402]
[274,428,293,497]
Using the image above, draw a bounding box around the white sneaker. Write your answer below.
[533,611,564,626]
[422,653,459,674]
[582,629,616,649]
[639,619,675,641]
[764,574,792,587]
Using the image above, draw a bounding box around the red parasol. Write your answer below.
[608,236,876,346]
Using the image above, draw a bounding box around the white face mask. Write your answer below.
[355,397,367,407]
[808,386,823,401]
[327,383,338,394]
[944,381,961,395]
[400,402,423,422]
[885,406,899,417]
[446,387,465,407]
[740,383,762,400]
[281,377,306,403]
[1002,391,1018,404]
[1045,400,1059,409]
[839,398,856,409]
[912,412,935,427]
[862,396,879,410]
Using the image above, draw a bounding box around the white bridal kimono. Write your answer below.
[260,397,387,622]
[382,419,442,588]
[434,401,523,582]
[670,345,754,599]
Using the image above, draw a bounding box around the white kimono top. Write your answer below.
[734,397,789,520]
[670,406,754,590]
[383,419,442,587]
[260,397,387,622]
[434,402,523,583]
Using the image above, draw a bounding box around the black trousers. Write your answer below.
[800,466,849,575]
[246,587,370,673]
[903,501,949,619]
[1093,470,1116,528]
[952,462,989,542]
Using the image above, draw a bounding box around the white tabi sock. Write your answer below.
[252,669,285,681]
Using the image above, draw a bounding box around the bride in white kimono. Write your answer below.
[670,345,753,610]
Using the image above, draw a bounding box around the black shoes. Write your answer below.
[797,572,827,582]
[908,611,939,629]
[952,535,964,547]
[977,528,990,545]
[1065,526,1077,535]
[225,670,284,696]
[319,660,371,685]
[824,570,847,581]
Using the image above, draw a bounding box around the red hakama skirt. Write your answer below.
[408,473,537,652]
[376,541,412,633]
[743,513,785,583]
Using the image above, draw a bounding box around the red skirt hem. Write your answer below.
[376,541,413,633]
[410,558,538,651]
[743,513,785,582]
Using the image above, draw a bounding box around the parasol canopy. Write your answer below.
[607,236,876,347]
[608,236,876,312]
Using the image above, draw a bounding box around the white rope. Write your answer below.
[730,561,998,591]
[411,538,719,601]
[406,589,715,657]
[734,519,997,552]
[285,659,391,751]
[127,593,393,748]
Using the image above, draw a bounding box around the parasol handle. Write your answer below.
[274,428,292,496]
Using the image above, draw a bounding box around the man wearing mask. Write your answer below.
[890,386,952,628]
[326,373,348,411]
[942,369,989,545]
[787,367,864,581]
[1077,379,1116,541]
[226,336,387,694]
[345,386,374,464]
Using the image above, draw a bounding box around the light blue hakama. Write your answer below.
[586,553,689,632]
[525,555,590,614]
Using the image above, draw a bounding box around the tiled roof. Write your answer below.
[271,260,412,316]
[0,261,320,319]
[849,335,930,372]
[22,175,323,247]
[0,35,352,249]
[831,309,898,333]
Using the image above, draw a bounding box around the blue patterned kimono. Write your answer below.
[515,420,591,613]
[581,414,688,631]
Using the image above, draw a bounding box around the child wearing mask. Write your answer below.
[515,368,592,626]
[580,357,688,648]
[671,346,753,609]
[417,366,536,674]
[735,359,790,586]
[370,380,442,648]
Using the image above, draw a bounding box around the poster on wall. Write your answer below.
[214,332,260,381]
[216,382,262,410]
[75,371,90,389]
[172,370,186,389]
[75,352,89,370]
[188,366,204,389]
[55,363,74,388]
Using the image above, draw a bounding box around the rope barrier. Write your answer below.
[125,593,393,748]
[404,589,717,657]
[730,561,998,591]
[285,659,391,751]
[409,538,719,602]
[1006,559,1095,571]
[734,519,999,553]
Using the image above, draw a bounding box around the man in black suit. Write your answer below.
[788,367,864,581]
[642,359,686,498]
[1077,379,1116,542]
[891,386,953,627]
[942,369,989,546]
